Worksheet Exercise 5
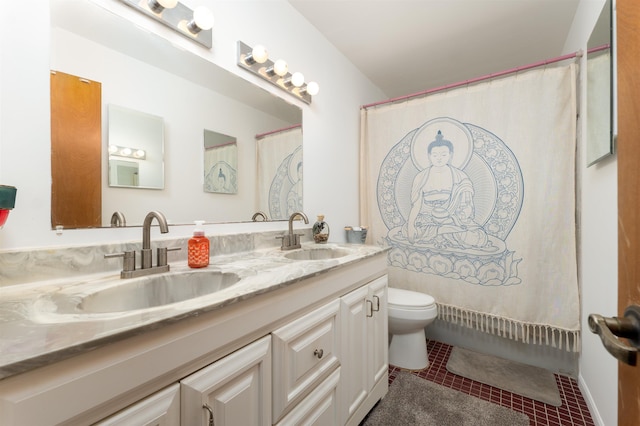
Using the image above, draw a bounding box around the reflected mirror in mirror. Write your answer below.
[50,0,302,228]
[586,0,613,167]
[108,105,164,189]
[204,130,238,194]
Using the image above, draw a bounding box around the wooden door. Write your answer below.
[50,70,102,228]
[616,0,640,424]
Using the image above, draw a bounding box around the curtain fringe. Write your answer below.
[437,303,580,352]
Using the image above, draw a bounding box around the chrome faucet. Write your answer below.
[279,211,309,250]
[252,211,269,222]
[105,211,179,279]
[110,211,126,227]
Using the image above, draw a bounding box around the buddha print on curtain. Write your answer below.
[360,64,580,351]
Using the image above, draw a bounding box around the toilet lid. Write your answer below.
[388,287,435,308]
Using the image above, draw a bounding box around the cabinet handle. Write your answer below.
[314,348,324,359]
[203,403,215,426]
[366,300,373,317]
[372,295,380,312]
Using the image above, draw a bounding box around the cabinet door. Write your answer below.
[275,368,341,426]
[272,299,341,423]
[340,285,369,421]
[181,335,271,426]
[367,276,388,390]
[94,383,180,426]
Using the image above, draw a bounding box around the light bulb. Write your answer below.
[108,145,118,154]
[148,0,177,12]
[134,150,146,158]
[251,45,269,64]
[273,59,288,76]
[121,148,132,156]
[291,72,304,87]
[188,6,214,33]
[305,81,320,96]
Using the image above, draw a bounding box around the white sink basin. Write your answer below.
[53,270,242,314]
[284,247,351,261]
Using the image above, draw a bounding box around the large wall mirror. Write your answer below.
[586,0,614,166]
[50,0,302,228]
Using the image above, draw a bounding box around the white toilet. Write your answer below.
[387,287,438,370]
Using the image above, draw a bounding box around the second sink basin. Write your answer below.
[75,270,241,313]
[284,247,351,261]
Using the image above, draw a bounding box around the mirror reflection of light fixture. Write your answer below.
[237,41,319,104]
[109,144,147,160]
[120,0,213,48]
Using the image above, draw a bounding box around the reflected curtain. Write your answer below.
[360,64,580,351]
[256,126,303,220]
[204,143,238,194]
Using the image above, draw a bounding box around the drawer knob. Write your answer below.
[313,348,324,359]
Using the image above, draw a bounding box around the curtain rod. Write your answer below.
[204,140,236,150]
[361,45,609,110]
[255,123,302,140]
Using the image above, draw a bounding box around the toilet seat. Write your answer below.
[388,287,435,310]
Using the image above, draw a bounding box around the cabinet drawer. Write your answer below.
[275,367,341,426]
[272,299,341,422]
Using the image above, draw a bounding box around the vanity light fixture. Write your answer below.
[186,6,214,34]
[266,59,289,77]
[147,0,178,13]
[237,41,319,104]
[119,0,213,48]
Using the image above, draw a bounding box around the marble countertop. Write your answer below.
[0,243,387,381]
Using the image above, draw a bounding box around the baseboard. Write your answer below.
[578,374,606,426]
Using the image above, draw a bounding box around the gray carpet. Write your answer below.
[446,346,562,406]
[361,371,529,426]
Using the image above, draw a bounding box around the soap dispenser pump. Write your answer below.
[188,220,209,268]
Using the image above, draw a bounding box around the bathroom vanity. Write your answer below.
[0,237,388,425]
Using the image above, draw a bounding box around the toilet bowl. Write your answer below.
[387,287,438,370]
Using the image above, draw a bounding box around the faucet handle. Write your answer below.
[104,251,136,272]
[157,246,181,267]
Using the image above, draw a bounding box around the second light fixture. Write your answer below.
[237,41,319,104]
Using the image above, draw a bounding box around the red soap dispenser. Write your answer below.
[188,220,209,268]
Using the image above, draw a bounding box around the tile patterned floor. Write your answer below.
[387,340,595,426]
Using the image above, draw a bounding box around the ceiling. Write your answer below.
[288,0,582,100]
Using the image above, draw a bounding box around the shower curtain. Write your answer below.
[256,126,303,220]
[360,64,580,351]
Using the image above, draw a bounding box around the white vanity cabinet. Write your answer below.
[181,335,272,426]
[0,250,388,426]
[340,276,388,425]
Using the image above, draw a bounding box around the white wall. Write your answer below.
[0,0,385,249]
[565,1,618,425]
